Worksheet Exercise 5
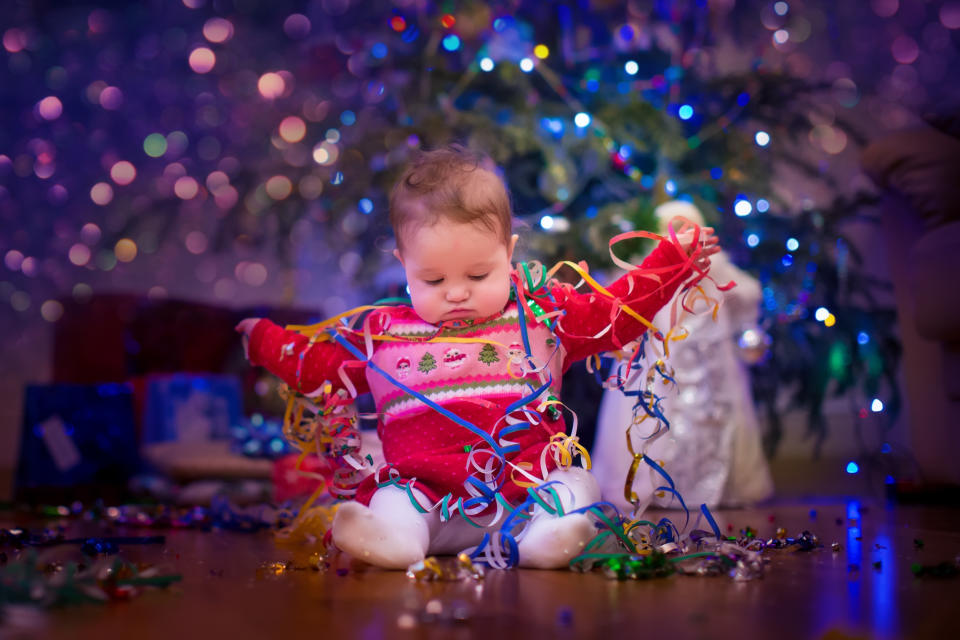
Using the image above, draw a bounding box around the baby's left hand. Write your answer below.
[676,225,720,268]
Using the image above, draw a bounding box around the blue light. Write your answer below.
[885,475,895,485]
[678,104,694,120]
[737,92,750,106]
[479,57,494,72]
[331,171,343,185]
[781,254,794,267]
[442,34,461,51]
[540,215,554,230]
[358,198,373,214]
[585,206,598,218]
[846,461,859,474]
[624,60,639,75]
[371,43,388,59]
[786,237,799,251]
[401,25,419,43]
[586,79,599,92]
[340,110,356,126]
[493,17,509,32]
[618,145,632,160]
[857,331,869,344]
[746,233,760,247]
[881,442,892,453]
[756,198,770,212]
[710,168,723,179]
[665,179,677,195]
[619,25,634,41]
[640,175,654,189]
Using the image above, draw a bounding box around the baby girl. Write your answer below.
[237,147,718,569]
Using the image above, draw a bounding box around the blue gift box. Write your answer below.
[141,374,242,444]
[16,383,140,491]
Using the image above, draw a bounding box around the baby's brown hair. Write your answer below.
[389,145,513,252]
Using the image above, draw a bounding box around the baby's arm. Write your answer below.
[554,228,718,364]
[236,318,369,395]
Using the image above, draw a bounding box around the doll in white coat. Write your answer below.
[592,201,773,514]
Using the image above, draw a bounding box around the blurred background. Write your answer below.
[1,0,959,508]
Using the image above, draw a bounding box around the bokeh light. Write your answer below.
[284,14,311,39]
[189,47,216,73]
[68,243,91,266]
[942,3,960,29]
[90,182,114,205]
[114,238,138,262]
[258,72,286,99]
[80,223,101,245]
[143,133,167,157]
[203,17,234,43]
[174,176,199,199]
[99,86,123,110]
[5,250,25,271]
[3,28,27,53]
[279,116,307,143]
[110,161,136,185]
[185,231,208,254]
[37,96,63,120]
[265,175,293,200]
[40,300,64,322]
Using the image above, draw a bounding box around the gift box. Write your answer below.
[15,383,140,497]
[141,374,242,444]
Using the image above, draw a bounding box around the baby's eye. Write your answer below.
[423,278,444,286]
[468,274,488,281]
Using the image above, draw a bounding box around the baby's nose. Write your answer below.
[446,286,469,302]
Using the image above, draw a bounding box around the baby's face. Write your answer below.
[395,218,517,324]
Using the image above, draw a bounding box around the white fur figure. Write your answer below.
[592,201,774,514]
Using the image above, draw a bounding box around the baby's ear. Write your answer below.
[508,234,519,261]
[393,248,404,266]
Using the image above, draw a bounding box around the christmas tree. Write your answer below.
[418,352,438,374]
[1,1,926,473]
[478,343,500,365]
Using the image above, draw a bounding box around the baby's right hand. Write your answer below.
[235,317,262,360]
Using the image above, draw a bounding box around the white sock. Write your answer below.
[332,485,437,569]
[517,467,601,569]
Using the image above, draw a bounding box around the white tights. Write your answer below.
[332,467,601,569]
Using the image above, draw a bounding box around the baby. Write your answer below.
[237,147,718,569]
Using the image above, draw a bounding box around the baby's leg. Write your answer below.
[517,466,600,569]
[332,484,439,569]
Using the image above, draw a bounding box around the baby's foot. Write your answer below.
[517,513,595,569]
[332,501,427,569]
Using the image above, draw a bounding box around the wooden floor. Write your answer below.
[3,499,960,640]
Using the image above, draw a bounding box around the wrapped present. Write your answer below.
[15,383,140,495]
[141,374,242,444]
